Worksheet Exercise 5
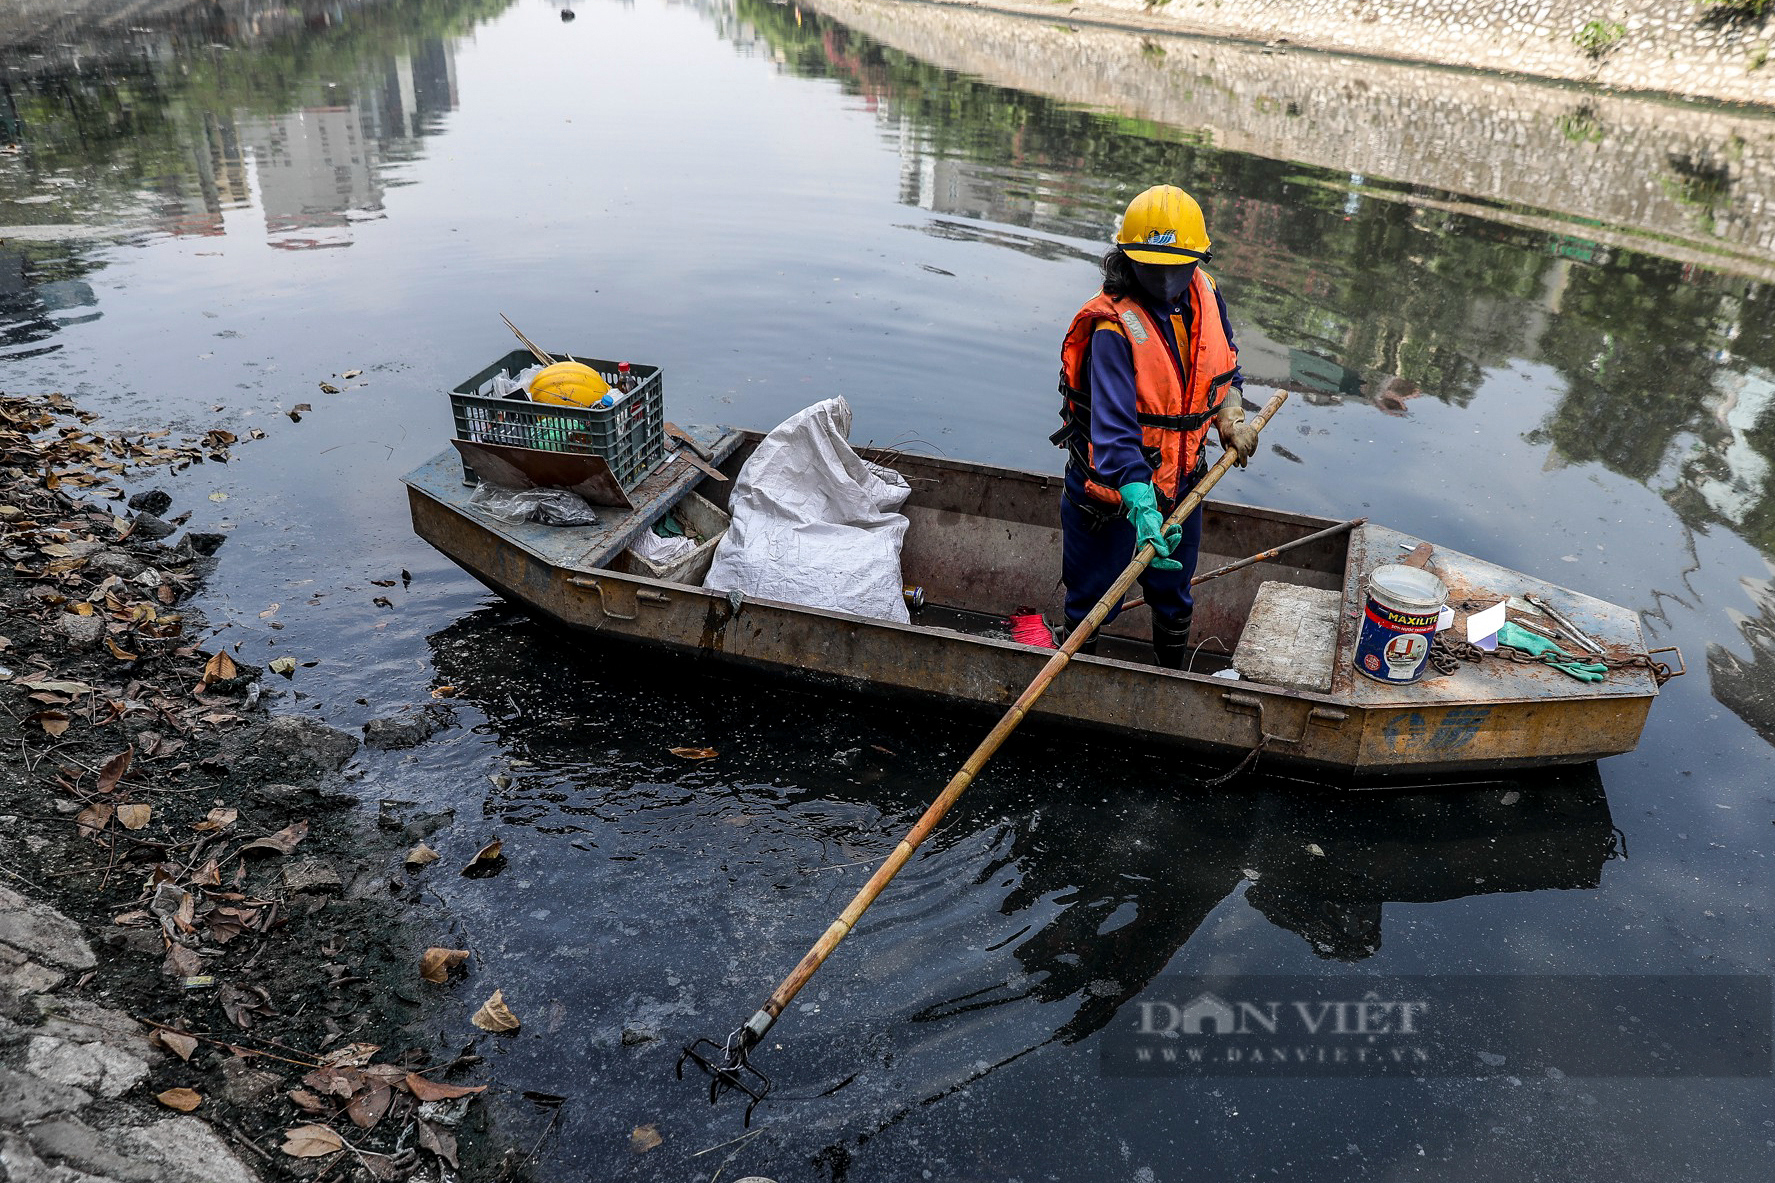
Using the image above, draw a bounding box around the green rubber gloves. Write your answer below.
[1119,481,1183,571]
[1495,622,1609,682]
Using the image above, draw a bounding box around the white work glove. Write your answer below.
[1216,398,1259,468]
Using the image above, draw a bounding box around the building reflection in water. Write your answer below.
[1,2,468,251]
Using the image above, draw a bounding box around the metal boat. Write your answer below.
[403,418,1674,782]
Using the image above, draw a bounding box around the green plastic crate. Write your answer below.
[450,350,665,490]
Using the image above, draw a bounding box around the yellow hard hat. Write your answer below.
[1115,185,1212,265]
[528,361,609,408]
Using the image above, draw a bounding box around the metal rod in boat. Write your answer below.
[678,390,1291,1122]
[1119,514,1366,612]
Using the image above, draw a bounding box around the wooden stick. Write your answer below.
[723,390,1290,1054]
[1119,514,1365,612]
[498,313,556,366]
[671,447,730,483]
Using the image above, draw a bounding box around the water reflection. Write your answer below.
[0,0,491,275]
[0,243,98,355]
[427,609,1620,1118]
[731,0,1775,580]
[913,773,1617,1062]
[1711,563,1775,745]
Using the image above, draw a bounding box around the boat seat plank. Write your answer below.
[1235,582,1343,692]
[403,426,746,574]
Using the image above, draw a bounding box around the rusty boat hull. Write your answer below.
[403,423,1663,783]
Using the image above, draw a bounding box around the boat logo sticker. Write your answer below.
[1145,230,1177,245]
[1119,310,1150,343]
[1381,706,1493,753]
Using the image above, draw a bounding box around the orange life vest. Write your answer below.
[1054,269,1239,508]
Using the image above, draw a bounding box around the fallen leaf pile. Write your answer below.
[109,814,303,980]
[0,393,304,864]
[5,389,512,1175]
[0,393,278,756]
[275,1041,485,1172]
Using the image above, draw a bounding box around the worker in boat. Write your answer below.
[1054,184,1259,667]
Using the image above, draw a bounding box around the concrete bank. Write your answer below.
[2,886,262,1183]
[859,0,1773,108]
[800,0,1775,279]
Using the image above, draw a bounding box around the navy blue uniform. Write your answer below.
[1062,285,1241,635]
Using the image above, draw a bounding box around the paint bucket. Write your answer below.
[1354,564,1446,684]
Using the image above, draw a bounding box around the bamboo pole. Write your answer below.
[720,390,1290,1056]
[498,313,557,366]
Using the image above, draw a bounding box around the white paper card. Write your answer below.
[1437,605,1455,633]
[1466,600,1507,644]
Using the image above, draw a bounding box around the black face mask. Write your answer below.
[1132,260,1196,306]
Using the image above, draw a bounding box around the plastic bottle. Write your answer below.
[616,362,636,394]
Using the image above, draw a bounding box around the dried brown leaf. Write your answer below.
[419,947,469,984]
[74,802,113,839]
[345,1082,392,1129]
[161,943,204,978]
[192,807,237,832]
[202,650,237,684]
[154,1030,199,1061]
[96,747,133,793]
[104,636,139,661]
[669,746,719,760]
[240,819,308,857]
[470,989,520,1033]
[317,1042,380,1069]
[288,1088,328,1114]
[415,1119,457,1168]
[403,842,440,868]
[156,1087,202,1112]
[461,838,503,876]
[403,1074,487,1102]
[280,1123,344,1158]
[630,1124,663,1153]
[116,803,151,830]
[34,710,70,736]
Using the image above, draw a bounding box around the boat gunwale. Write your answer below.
[403,444,1658,714]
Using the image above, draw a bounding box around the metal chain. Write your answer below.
[1428,632,1674,686]
[1596,650,1676,686]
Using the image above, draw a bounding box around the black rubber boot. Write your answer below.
[1153,612,1193,670]
[1064,622,1099,656]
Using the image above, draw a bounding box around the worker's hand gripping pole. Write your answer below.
[680,391,1292,1123]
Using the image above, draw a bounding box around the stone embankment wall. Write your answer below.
[0,0,199,49]
[804,0,1775,279]
[899,0,1773,108]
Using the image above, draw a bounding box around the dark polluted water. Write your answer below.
[3,0,1774,1178]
